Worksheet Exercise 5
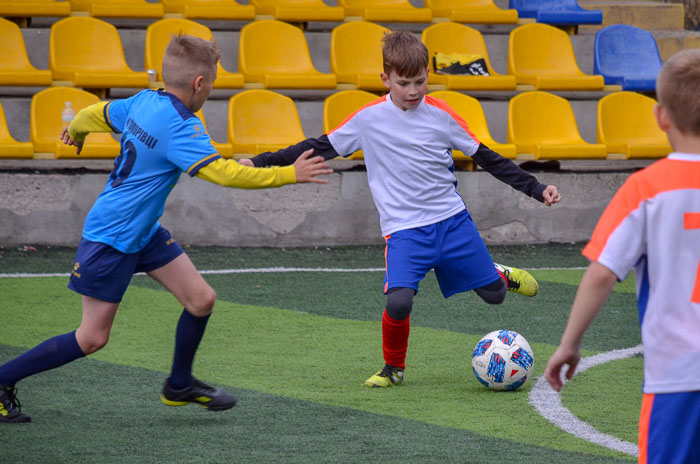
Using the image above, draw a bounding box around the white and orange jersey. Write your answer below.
[328,94,481,236]
[583,153,700,394]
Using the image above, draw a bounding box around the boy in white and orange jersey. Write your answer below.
[241,31,561,388]
[545,49,700,463]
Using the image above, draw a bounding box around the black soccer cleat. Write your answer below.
[160,377,237,411]
[0,385,31,423]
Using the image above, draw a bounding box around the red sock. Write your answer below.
[496,268,509,288]
[382,310,410,370]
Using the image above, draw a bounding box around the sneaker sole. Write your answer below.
[0,414,31,423]
[160,395,236,411]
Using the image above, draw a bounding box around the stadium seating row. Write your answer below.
[0,17,662,93]
[0,87,670,161]
[2,0,601,25]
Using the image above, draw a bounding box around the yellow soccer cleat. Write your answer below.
[364,364,404,388]
[495,263,539,297]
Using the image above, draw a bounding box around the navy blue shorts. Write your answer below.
[383,210,499,298]
[67,226,184,303]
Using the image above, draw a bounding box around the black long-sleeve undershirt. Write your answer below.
[250,136,547,203]
[250,135,339,167]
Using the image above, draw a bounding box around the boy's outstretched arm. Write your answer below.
[60,102,112,155]
[197,149,332,188]
[243,135,340,167]
[471,144,561,205]
[544,261,618,392]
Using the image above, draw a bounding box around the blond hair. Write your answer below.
[656,48,700,136]
[162,34,221,89]
[381,30,429,77]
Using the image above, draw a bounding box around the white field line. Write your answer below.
[0,266,587,279]
[529,345,643,457]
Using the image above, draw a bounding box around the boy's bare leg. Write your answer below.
[148,253,236,411]
[76,296,119,354]
[148,253,215,317]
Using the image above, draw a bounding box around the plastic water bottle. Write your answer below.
[61,101,74,131]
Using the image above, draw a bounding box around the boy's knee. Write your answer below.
[76,331,109,354]
[474,278,507,305]
[386,287,415,320]
[189,286,216,316]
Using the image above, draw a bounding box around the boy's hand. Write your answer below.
[238,158,254,167]
[293,149,333,184]
[542,185,561,206]
[544,345,581,392]
[61,128,83,155]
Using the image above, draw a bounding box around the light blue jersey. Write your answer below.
[82,89,220,253]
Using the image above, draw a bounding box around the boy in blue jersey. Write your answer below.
[0,34,331,423]
[240,31,561,388]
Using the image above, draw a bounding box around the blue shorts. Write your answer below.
[640,390,700,463]
[67,226,184,303]
[383,210,499,298]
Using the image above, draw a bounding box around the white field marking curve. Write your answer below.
[0,266,587,279]
[529,345,643,457]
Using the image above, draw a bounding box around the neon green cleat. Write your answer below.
[364,364,404,388]
[495,263,539,297]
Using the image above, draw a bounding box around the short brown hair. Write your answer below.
[381,30,429,77]
[656,48,700,136]
[162,34,221,89]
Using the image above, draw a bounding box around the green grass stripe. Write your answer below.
[1,278,634,460]
[130,268,641,352]
[1,345,631,464]
[0,243,592,274]
[562,355,644,444]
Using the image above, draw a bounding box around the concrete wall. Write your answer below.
[0,162,637,248]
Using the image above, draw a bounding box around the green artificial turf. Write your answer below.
[0,245,641,463]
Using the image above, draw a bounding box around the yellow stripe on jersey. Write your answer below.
[195,157,296,188]
[186,153,220,176]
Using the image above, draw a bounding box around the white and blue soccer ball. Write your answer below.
[471,330,534,391]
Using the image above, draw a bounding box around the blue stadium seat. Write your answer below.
[594,25,662,92]
[509,0,602,25]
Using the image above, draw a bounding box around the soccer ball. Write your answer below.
[471,329,534,391]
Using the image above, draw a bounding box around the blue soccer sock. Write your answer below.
[168,309,210,390]
[0,331,85,386]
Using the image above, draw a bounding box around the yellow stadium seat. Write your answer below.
[145,19,244,89]
[228,90,305,155]
[31,87,120,158]
[339,0,431,22]
[597,92,671,159]
[239,20,336,89]
[330,22,389,91]
[194,109,233,159]
[251,0,345,22]
[69,0,164,18]
[0,0,70,18]
[429,91,516,159]
[508,91,607,159]
[49,17,150,89]
[0,102,34,159]
[508,24,605,91]
[0,18,52,87]
[323,90,378,159]
[421,23,516,91]
[160,0,255,20]
[425,0,517,23]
